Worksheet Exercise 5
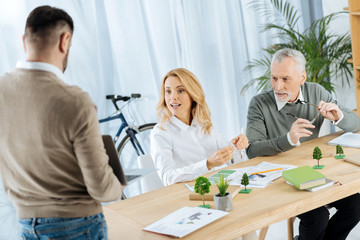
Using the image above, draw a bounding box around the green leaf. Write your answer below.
[242,1,352,95]
[215,174,229,197]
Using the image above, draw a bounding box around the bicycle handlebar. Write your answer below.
[106,93,141,102]
[106,93,142,111]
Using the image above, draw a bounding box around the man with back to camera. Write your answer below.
[0,6,122,239]
[246,48,360,240]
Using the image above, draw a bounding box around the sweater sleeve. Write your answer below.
[71,105,122,202]
[246,96,294,159]
[150,128,209,186]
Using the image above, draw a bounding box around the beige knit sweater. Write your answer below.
[0,68,122,218]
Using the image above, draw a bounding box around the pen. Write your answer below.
[185,183,194,192]
[250,168,283,175]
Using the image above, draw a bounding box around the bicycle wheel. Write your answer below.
[117,123,156,169]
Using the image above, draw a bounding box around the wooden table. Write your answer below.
[104,131,360,239]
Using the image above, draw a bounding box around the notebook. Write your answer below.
[103,135,140,185]
[282,166,326,190]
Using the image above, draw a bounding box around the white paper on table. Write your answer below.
[143,207,228,238]
[327,132,360,148]
[227,161,297,188]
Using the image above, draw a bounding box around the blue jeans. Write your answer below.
[18,213,107,240]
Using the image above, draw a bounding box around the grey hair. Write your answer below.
[271,48,306,75]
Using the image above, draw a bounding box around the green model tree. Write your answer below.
[313,146,323,166]
[336,144,344,155]
[241,173,249,191]
[194,176,211,208]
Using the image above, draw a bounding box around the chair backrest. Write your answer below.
[137,154,164,193]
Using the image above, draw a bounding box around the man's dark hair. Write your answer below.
[25,5,74,49]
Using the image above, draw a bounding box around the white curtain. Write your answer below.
[0,0,320,238]
[0,0,316,140]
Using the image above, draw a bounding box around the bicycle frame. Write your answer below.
[99,107,145,156]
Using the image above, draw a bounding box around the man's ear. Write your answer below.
[300,71,307,85]
[22,34,27,53]
[59,32,71,54]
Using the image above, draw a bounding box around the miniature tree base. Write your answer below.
[239,189,252,194]
[198,204,210,209]
[335,155,345,159]
[313,165,325,169]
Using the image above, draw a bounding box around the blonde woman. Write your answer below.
[150,68,249,186]
[150,68,257,240]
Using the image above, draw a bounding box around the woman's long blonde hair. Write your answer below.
[156,68,212,134]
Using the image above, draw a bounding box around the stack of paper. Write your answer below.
[328,132,360,148]
[226,162,296,188]
[305,178,334,192]
[286,178,334,192]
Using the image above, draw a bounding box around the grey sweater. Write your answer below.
[246,82,360,159]
[0,68,122,218]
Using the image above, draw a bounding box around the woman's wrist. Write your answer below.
[206,159,214,170]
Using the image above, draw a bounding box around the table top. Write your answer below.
[104,131,360,239]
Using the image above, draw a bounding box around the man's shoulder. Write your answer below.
[250,89,275,105]
[303,82,327,93]
[59,85,95,110]
[0,69,17,83]
[302,82,331,100]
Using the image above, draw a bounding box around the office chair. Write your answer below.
[137,154,164,193]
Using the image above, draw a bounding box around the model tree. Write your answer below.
[336,144,345,159]
[239,173,252,193]
[313,146,323,168]
[241,173,249,191]
[194,176,211,208]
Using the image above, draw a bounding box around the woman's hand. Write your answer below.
[231,134,249,150]
[206,146,234,170]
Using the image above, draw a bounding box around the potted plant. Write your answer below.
[313,146,324,169]
[241,0,353,95]
[194,176,211,208]
[213,174,233,211]
[335,144,345,159]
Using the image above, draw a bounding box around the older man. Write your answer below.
[0,6,122,239]
[246,48,360,240]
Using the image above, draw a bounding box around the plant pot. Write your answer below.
[214,192,233,211]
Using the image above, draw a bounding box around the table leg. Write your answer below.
[258,226,269,240]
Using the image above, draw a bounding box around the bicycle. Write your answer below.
[99,93,156,171]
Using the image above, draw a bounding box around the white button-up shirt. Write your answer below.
[16,61,66,82]
[150,116,246,186]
